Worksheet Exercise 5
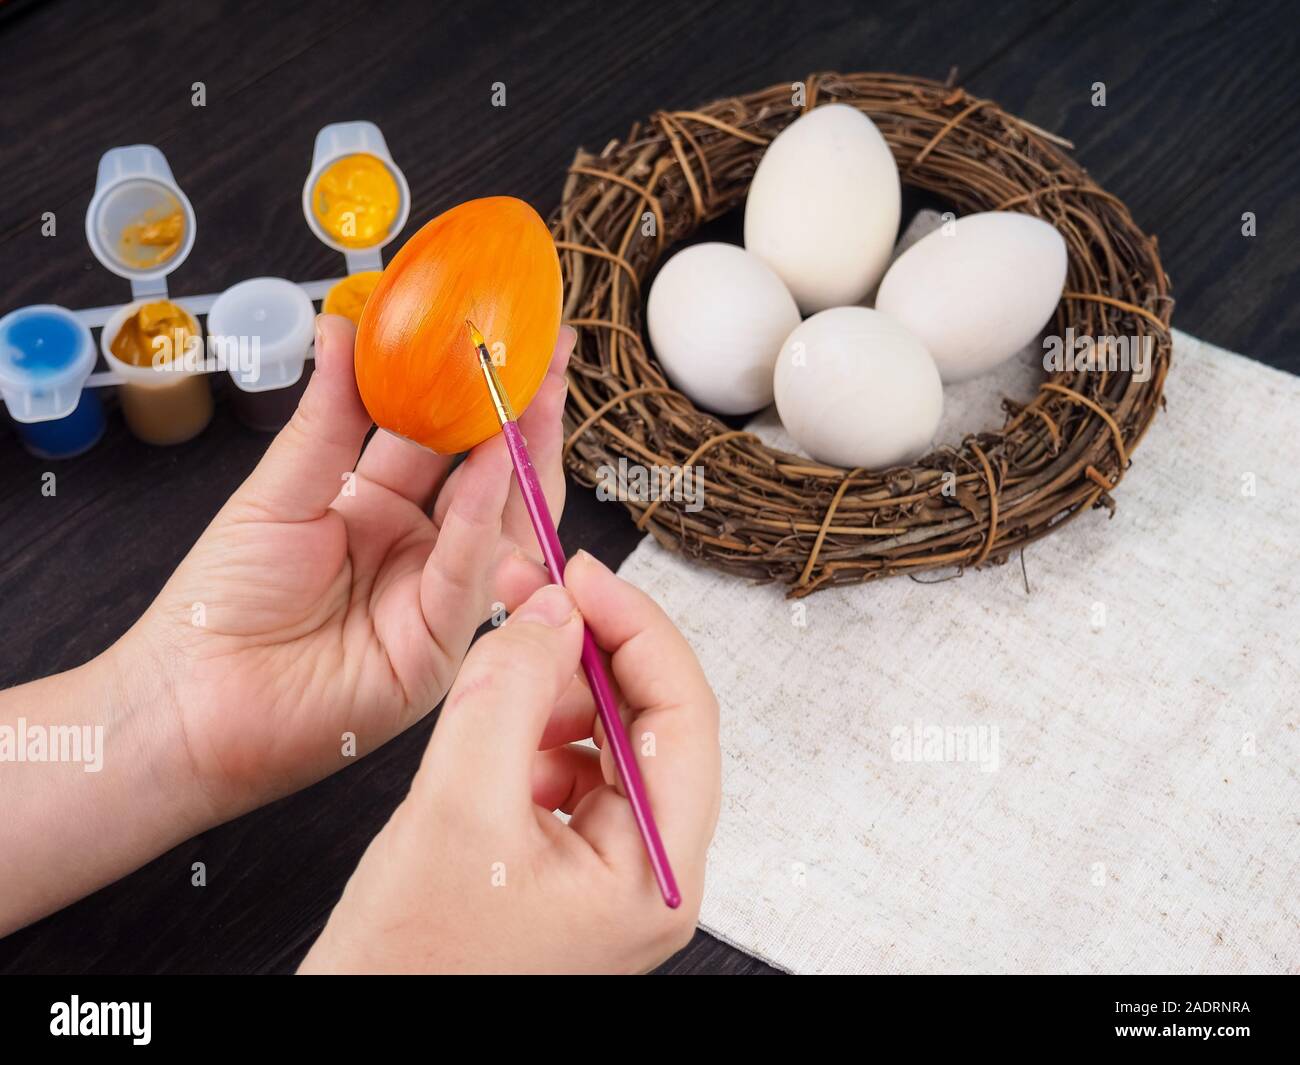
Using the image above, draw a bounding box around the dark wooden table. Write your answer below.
[0,0,1295,975]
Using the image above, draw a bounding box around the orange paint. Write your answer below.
[354,196,562,454]
[109,300,198,367]
[312,154,400,248]
[120,201,185,268]
[323,271,382,325]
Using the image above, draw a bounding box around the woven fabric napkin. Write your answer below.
[615,320,1300,973]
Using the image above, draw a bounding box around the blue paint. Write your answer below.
[10,388,105,459]
[5,311,83,376]
[0,306,105,458]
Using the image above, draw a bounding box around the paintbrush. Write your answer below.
[466,320,681,909]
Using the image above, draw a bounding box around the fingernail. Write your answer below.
[571,549,608,573]
[511,584,576,628]
[314,315,326,354]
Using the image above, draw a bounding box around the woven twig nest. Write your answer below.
[553,71,1173,596]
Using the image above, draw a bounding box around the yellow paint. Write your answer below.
[323,271,383,325]
[312,154,400,248]
[110,300,197,368]
[120,200,185,268]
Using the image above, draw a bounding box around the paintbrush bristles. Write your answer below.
[466,318,516,424]
[464,319,487,350]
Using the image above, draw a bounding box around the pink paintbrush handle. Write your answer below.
[500,419,681,909]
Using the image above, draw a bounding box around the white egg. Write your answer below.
[646,242,800,415]
[875,211,1068,383]
[774,307,942,469]
[744,104,901,314]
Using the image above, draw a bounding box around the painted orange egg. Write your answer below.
[354,196,563,454]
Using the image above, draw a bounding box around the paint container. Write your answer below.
[101,301,213,446]
[302,122,410,275]
[85,145,197,298]
[0,306,105,459]
[86,146,212,446]
[209,278,316,432]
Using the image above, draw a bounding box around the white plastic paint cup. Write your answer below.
[302,121,410,273]
[101,300,212,446]
[209,278,316,432]
[0,305,105,458]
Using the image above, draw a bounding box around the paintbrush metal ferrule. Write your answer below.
[466,319,515,424]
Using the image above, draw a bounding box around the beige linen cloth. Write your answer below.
[614,223,1300,972]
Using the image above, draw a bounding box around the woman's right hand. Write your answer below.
[300,551,721,974]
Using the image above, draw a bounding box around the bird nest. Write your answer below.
[552,71,1173,597]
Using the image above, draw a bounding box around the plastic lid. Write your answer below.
[208,278,315,393]
[0,305,97,423]
[85,145,196,297]
[302,121,410,271]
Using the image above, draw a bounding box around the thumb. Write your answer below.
[227,314,373,523]
[420,584,584,823]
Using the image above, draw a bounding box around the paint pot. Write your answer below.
[302,122,409,275]
[0,305,105,459]
[101,301,212,446]
[209,278,315,432]
[85,146,197,295]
